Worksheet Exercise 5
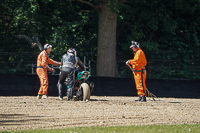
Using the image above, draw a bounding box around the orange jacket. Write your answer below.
[37,50,55,69]
[129,48,147,70]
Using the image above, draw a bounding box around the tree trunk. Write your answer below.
[96,2,117,77]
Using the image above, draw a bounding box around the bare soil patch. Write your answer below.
[0,96,199,131]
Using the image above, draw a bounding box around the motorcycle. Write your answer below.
[64,69,94,101]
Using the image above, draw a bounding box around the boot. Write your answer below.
[67,88,73,101]
[140,96,146,102]
[58,83,63,100]
[42,94,48,99]
[59,95,63,100]
[37,94,42,99]
[135,95,142,101]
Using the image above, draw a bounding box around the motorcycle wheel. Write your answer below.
[81,83,90,101]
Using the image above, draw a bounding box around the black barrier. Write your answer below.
[0,74,199,98]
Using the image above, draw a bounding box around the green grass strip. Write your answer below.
[1,124,200,133]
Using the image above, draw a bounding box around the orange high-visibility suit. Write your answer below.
[36,50,59,95]
[128,48,147,97]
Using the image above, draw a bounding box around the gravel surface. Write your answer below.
[0,96,199,131]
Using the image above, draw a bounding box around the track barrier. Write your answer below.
[0,74,199,98]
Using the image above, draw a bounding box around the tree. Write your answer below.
[1,0,200,79]
[96,0,117,77]
[67,0,126,77]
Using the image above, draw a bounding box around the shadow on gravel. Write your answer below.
[90,99,109,101]
[53,98,109,102]
[0,114,45,126]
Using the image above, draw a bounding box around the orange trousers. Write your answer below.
[36,68,48,95]
[134,70,147,97]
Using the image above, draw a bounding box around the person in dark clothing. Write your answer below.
[57,48,86,101]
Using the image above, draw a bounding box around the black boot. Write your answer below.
[140,96,146,102]
[58,83,63,100]
[135,95,142,101]
[67,88,73,101]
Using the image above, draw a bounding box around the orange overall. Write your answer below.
[36,50,55,95]
[129,48,147,97]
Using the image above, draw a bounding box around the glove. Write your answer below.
[46,65,55,73]
[52,68,55,73]
[126,60,129,65]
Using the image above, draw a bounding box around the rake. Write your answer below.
[127,63,160,101]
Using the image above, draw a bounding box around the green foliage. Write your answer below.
[0,0,200,79]
[0,0,98,74]
[116,0,200,79]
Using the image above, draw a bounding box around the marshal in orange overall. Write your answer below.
[126,41,147,102]
[36,44,60,99]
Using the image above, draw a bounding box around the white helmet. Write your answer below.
[67,48,76,56]
[130,41,139,49]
